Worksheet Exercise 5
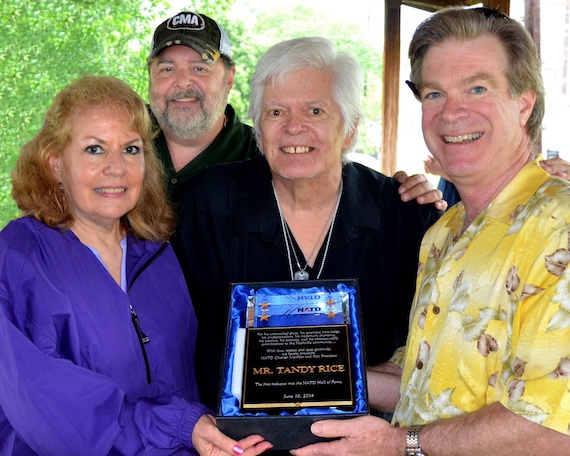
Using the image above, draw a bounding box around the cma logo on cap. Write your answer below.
[167,13,205,31]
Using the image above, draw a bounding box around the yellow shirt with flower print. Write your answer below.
[392,159,570,435]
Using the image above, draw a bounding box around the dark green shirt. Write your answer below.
[152,104,260,195]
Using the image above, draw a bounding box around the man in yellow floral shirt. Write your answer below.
[291,6,570,456]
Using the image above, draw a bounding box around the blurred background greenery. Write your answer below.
[0,0,382,228]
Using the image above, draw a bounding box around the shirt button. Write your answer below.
[433,306,440,314]
[171,178,178,185]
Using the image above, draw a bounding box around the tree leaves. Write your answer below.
[0,0,170,226]
[1,0,383,228]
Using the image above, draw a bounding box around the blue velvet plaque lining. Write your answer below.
[220,281,367,417]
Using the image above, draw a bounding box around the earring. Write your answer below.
[58,182,64,190]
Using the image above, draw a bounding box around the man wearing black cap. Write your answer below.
[147,11,259,196]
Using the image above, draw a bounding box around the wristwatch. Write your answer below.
[406,425,428,456]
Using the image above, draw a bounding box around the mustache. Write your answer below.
[166,89,204,104]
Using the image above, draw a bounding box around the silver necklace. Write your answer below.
[283,206,330,274]
[271,180,343,281]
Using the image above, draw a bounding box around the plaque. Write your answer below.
[217,280,368,450]
[242,325,354,410]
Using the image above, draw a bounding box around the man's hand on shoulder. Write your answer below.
[539,157,570,179]
[394,170,448,212]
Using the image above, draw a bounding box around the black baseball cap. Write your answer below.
[148,11,232,63]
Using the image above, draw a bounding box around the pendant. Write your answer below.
[294,270,310,281]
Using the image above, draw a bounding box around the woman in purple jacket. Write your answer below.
[0,75,272,456]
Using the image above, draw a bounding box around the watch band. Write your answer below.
[406,425,427,456]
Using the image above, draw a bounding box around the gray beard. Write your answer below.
[150,87,229,142]
[155,105,218,141]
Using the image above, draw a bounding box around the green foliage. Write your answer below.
[0,0,170,228]
[223,2,384,147]
[1,0,382,229]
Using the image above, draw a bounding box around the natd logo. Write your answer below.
[296,307,322,313]
[167,13,205,31]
